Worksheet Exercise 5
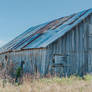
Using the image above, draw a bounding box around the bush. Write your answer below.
[84,74,92,81]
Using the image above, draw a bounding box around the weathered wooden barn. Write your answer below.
[0,9,92,77]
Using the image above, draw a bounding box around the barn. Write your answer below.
[0,8,92,77]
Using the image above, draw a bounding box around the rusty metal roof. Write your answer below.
[0,9,92,53]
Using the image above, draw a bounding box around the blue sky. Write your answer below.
[0,0,92,47]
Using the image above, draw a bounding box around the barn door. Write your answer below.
[51,54,66,77]
[88,24,92,72]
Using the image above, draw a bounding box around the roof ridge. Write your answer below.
[0,8,92,53]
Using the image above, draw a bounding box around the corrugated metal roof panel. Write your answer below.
[0,8,92,53]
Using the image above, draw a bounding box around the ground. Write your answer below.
[0,75,92,92]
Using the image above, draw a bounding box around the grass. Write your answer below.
[0,75,92,92]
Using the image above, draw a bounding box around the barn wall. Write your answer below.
[0,49,47,76]
[46,14,92,76]
[87,14,92,73]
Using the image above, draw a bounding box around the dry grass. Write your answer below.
[0,75,92,92]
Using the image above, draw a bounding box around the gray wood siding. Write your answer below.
[0,49,47,76]
[46,15,92,76]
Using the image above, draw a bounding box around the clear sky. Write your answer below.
[0,0,92,47]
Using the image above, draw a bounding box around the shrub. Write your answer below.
[84,74,92,81]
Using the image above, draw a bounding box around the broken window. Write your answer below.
[51,54,67,77]
[52,54,66,67]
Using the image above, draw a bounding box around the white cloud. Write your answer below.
[0,40,6,47]
[0,40,2,44]
[0,40,3,44]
